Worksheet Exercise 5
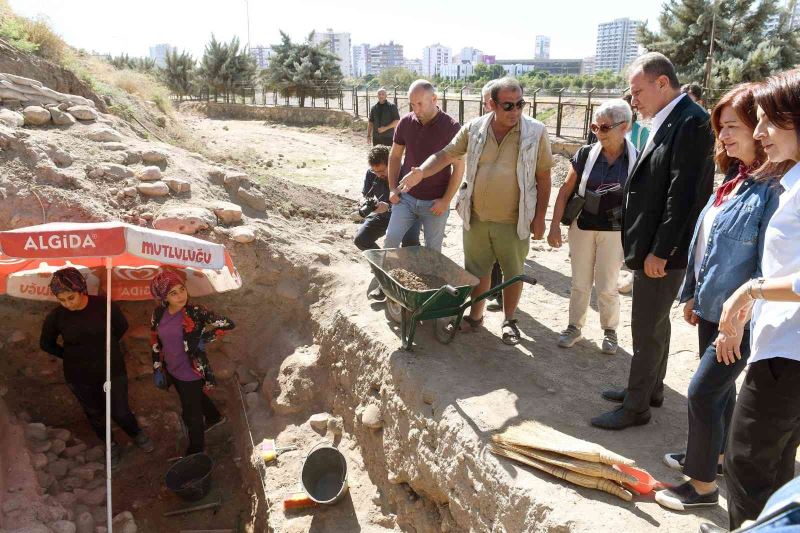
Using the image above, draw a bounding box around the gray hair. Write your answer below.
[593,98,633,125]
[481,80,496,98]
[627,52,680,89]
[490,77,523,102]
[408,79,435,97]
[377,87,388,94]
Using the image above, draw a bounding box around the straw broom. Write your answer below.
[493,421,634,466]
[493,442,638,486]
[491,445,633,502]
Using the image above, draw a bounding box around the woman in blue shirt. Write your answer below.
[655,83,781,512]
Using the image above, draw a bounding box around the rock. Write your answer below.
[8,525,51,533]
[48,428,71,441]
[68,105,99,121]
[91,504,107,524]
[236,365,255,385]
[136,166,162,181]
[84,445,104,463]
[96,163,134,179]
[112,511,136,533]
[23,105,51,125]
[61,475,85,491]
[30,452,48,469]
[51,107,77,126]
[51,520,77,533]
[236,187,267,211]
[136,181,169,197]
[121,151,142,165]
[153,206,216,235]
[55,491,78,508]
[8,330,26,344]
[223,172,247,191]
[75,486,106,506]
[46,146,73,167]
[86,127,122,142]
[271,346,322,415]
[64,443,87,458]
[618,271,634,294]
[36,164,81,188]
[0,108,25,127]
[327,416,343,437]
[36,469,55,489]
[100,142,126,151]
[140,149,168,165]
[76,511,95,533]
[69,464,98,481]
[122,186,137,197]
[163,177,190,193]
[209,201,242,224]
[47,458,70,479]
[29,439,53,453]
[308,413,329,432]
[230,226,256,243]
[361,404,384,429]
[25,422,48,441]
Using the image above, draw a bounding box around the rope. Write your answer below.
[235,380,271,505]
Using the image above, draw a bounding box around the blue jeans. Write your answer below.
[384,193,449,251]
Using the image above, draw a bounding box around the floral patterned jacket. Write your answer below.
[150,303,235,390]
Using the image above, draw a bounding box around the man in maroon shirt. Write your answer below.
[385,80,463,251]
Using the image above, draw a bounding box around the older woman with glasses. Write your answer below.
[548,99,637,355]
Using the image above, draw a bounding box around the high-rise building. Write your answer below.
[422,44,451,77]
[791,0,800,29]
[148,43,173,68]
[405,59,423,74]
[312,29,352,77]
[368,41,404,76]
[249,45,273,70]
[534,36,551,60]
[352,44,370,77]
[595,18,642,73]
[458,47,484,64]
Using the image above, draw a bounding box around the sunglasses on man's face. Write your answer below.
[591,120,625,133]
[496,99,526,111]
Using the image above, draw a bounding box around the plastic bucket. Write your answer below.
[165,453,214,501]
[301,443,348,504]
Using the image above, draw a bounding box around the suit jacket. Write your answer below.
[622,96,715,271]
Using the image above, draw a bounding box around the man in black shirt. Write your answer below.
[354,145,421,251]
[367,88,400,146]
[40,267,153,466]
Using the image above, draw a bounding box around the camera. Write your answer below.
[358,196,379,218]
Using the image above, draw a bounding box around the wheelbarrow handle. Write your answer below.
[442,284,458,296]
[519,275,537,286]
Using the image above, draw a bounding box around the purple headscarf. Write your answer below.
[150,270,185,302]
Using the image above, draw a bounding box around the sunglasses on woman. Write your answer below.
[591,121,625,133]
[496,99,526,111]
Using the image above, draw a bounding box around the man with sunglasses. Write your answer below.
[399,77,553,345]
[592,52,715,430]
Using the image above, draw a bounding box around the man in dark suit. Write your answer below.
[592,53,715,430]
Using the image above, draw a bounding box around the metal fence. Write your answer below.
[180,83,630,140]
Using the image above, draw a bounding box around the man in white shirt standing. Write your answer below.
[593,53,715,430]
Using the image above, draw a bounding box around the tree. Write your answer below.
[262,31,343,107]
[199,35,227,101]
[163,49,195,101]
[197,35,256,102]
[639,0,799,88]
[378,67,416,89]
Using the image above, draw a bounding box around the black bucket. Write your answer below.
[165,453,213,501]
[301,444,348,504]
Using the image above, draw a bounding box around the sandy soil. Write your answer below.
[179,111,737,531]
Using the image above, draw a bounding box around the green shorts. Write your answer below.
[463,217,530,279]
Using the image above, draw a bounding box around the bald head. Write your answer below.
[408,79,438,123]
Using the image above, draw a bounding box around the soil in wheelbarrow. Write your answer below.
[389,269,448,292]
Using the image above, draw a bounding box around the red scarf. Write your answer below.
[713,161,760,207]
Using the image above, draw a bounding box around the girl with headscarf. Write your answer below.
[40,267,153,468]
[149,270,235,456]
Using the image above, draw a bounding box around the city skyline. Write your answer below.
[9,0,664,63]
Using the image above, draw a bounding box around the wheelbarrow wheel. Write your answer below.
[433,317,458,344]
[385,298,403,324]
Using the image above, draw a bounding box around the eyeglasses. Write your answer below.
[496,99,526,111]
[591,121,625,133]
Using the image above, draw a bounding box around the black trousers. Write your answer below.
[683,318,750,482]
[490,262,504,303]
[171,377,222,455]
[353,213,420,251]
[623,269,685,414]
[724,357,800,529]
[67,376,140,442]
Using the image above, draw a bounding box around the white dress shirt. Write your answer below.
[642,93,686,153]
[750,162,800,364]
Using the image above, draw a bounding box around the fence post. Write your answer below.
[532,88,540,118]
[556,87,565,137]
[353,86,358,117]
[339,83,344,110]
[584,88,596,140]
[323,81,329,109]
[393,85,399,106]
[459,86,466,124]
[441,85,448,113]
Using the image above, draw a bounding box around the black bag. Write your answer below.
[560,193,585,226]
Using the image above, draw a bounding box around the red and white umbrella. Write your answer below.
[0,221,242,530]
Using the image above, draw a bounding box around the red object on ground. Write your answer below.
[614,464,668,495]
[283,492,317,510]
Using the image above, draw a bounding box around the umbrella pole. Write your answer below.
[104,257,114,532]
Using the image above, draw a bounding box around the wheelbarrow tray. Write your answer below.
[362,247,479,319]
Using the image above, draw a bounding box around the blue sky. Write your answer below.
[11,0,664,60]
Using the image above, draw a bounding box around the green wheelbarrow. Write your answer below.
[363,247,537,350]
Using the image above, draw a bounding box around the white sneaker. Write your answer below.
[557,325,582,348]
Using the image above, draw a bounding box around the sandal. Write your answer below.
[501,319,521,345]
[446,315,483,334]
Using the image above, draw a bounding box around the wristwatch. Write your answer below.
[748,278,766,300]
